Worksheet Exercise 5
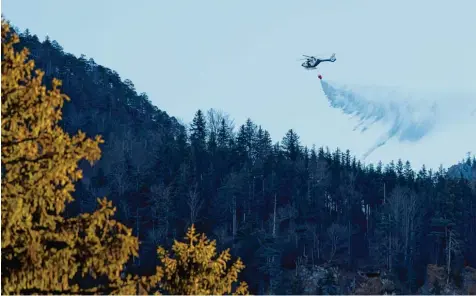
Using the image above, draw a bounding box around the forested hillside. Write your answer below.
[8,26,476,294]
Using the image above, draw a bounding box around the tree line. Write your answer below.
[3,20,476,294]
[1,20,248,295]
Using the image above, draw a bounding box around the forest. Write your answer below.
[2,21,476,294]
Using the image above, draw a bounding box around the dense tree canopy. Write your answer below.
[1,19,139,295]
[3,19,476,294]
[1,20,248,295]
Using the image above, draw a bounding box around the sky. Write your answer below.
[2,0,475,170]
[320,79,476,168]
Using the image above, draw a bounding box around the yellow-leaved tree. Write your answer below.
[1,19,149,294]
[1,19,248,295]
[154,224,249,295]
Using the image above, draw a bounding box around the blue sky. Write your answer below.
[2,0,475,169]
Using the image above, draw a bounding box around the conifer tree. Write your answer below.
[190,109,207,151]
[1,20,145,294]
[235,124,249,167]
[1,21,248,294]
[190,109,207,177]
[217,118,231,150]
[282,129,300,161]
[254,126,272,163]
[154,224,249,295]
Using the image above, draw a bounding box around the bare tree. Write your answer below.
[217,172,244,239]
[119,199,131,223]
[294,253,308,276]
[109,162,131,196]
[446,228,461,283]
[326,223,349,264]
[120,125,134,156]
[373,186,421,272]
[148,183,173,244]
[390,187,421,263]
[272,194,277,238]
[206,108,235,135]
[187,183,203,226]
[269,202,298,238]
[306,222,321,264]
[340,172,360,268]
[232,195,237,240]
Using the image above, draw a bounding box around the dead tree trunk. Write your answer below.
[232,195,237,240]
[272,193,277,238]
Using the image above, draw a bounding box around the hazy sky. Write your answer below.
[2,0,475,169]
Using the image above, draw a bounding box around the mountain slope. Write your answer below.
[448,158,476,180]
[9,25,476,294]
[15,30,187,214]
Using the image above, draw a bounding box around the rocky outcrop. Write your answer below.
[354,270,396,295]
[448,162,476,181]
[425,264,447,292]
[295,263,475,295]
[295,264,400,295]
[462,266,476,295]
[419,264,476,295]
[296,265,340,294]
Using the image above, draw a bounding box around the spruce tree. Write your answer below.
[1,20,141,294]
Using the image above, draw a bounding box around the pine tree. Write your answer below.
[253,126,272,166]
[217,118,231,150]
[404,161,414,182]
[190,109,207,151]
[244,118,257,161]
[208,130,217,156]
[190,109,207,177]
[234,124,249,167]
[281,129,300,161]
[396,159,404,180]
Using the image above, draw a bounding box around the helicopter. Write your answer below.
[300,53,336,70]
